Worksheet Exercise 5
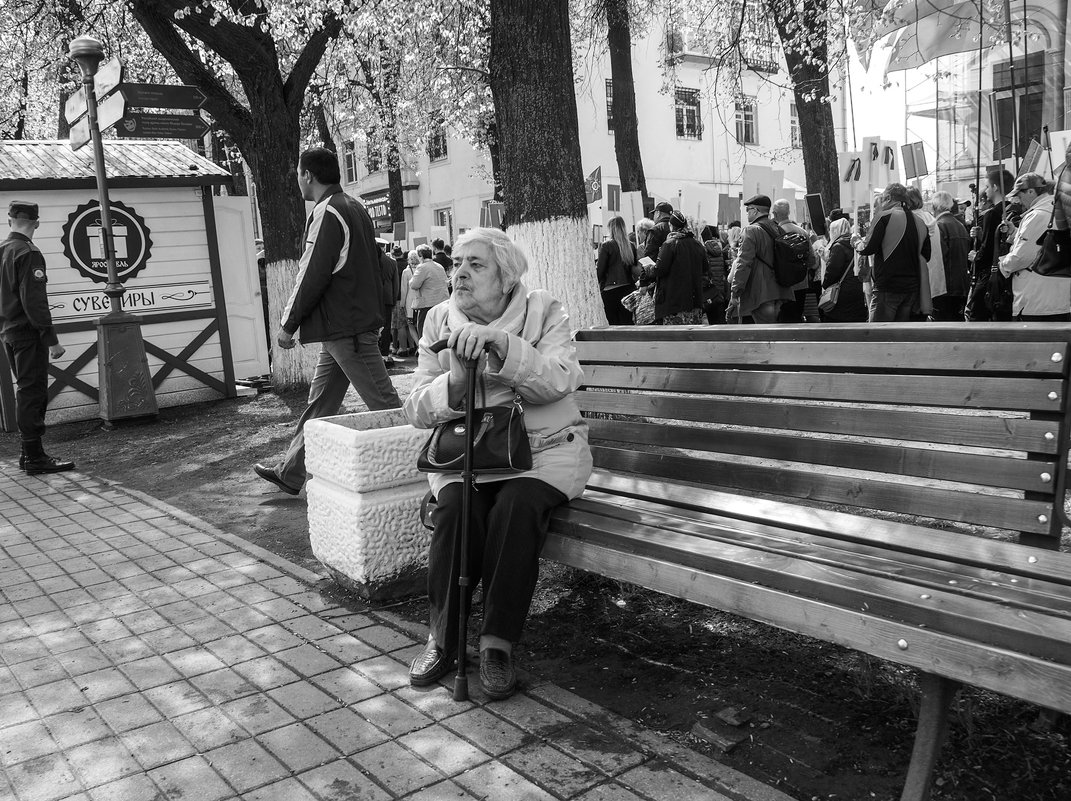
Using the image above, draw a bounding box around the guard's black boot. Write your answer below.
[22,439,75,475]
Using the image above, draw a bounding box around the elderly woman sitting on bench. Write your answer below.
[402,227,592,700]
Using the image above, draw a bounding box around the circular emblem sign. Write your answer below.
[61,200,153,284]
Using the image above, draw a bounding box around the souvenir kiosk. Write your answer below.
[0,139,268,429]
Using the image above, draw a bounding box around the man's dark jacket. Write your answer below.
[0,233,58,346]
[281,186,383,342]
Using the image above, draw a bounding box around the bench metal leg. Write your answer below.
[900,673,960,801]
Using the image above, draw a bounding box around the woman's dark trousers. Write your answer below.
[428,477,567,650]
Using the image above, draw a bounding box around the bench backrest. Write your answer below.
[574,324,1071,548]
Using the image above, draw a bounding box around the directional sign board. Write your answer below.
[70,116,92,152]
[93,58,123,100]
[96,91,127,132]
[121,83,207,110]
[114,112,210,140]
[64,89,88,125]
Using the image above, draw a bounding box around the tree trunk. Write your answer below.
[489,0,605,328]
[387,166,404,229]
[769,0,840,211]
[605,0,650,209]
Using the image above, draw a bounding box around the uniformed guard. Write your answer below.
[1,201,75,474]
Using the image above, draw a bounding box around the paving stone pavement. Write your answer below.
[0,462,794,801]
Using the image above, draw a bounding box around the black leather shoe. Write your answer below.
[479,648,516,700]
[253,463,300,495]
[23,455,75,475]
[409,642,453,687]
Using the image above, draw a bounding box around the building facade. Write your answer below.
[338,21,843,245]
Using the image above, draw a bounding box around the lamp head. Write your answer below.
[68,35,105,76]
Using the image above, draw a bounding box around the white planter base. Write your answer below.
[305,409,431,600]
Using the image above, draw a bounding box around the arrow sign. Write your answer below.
[69,116,92,152]
[93,57,123,100]
[64,88,87,125]
[96,91,127,131]
[114,112,210,140]
[121,83,207,111]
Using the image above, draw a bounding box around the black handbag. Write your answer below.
[417,395,532,474]
[1031,169,1071,278]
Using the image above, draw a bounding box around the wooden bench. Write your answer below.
[541,323,1071,801]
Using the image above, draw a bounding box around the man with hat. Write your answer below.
[726,194,795,323]
[642,201,675,264]
[0,201,75,473]
[998,172,1070,321]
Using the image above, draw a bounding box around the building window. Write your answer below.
[434,207,454,242]
[428,118,448,162]
[735,95,756,145]
[343,141,357,184]
[606,79,614,132]
[675,87,702,140]
[790,103,802,149]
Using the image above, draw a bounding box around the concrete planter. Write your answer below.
[305,409,430,601]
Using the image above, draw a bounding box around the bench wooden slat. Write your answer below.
[581,365,1065,413]
[578,391,1061,454]
[576,322,1071,345]
[592,446,1056,535]
[586,419,1056,493]
[542,533,1071,716]
[574,492,1071,616]
[553,505,1071,663]
[575,340,1069,375]
[586,470,1071,582]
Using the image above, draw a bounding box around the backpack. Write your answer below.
[756,220,811,287]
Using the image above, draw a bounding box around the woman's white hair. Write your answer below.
[635,218,655,235]
[828,218,852,240]
[454,227,529,290]
[931,191,955,215]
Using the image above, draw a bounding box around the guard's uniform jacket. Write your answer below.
[280,185,384,342]
[0,232,58,346]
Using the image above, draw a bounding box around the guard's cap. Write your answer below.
[744,194,772,209]
[654,201,673,215]
[1006,172,1054,198]
[8,201,38,220]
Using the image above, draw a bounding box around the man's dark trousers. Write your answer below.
[4,338,48,441]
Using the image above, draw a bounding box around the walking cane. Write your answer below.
[430,338,479,701]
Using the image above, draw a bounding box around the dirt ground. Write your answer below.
[3,356,1068,801]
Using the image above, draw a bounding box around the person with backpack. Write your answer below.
[852,183,931,322]
[726,195,796,323]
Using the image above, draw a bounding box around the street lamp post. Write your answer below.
[68,35,157,424]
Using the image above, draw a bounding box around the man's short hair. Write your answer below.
[987,168,1015,194]
[432,238,445,250]
[416,244,433,259]
[298,147,341,185]
[931,191,954,215]
[771,199,791,221]
[8,200,38,220]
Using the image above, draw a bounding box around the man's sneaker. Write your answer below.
[253,463,301,495]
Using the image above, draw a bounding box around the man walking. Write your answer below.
[999,173,1070,321]
[0,201,74,474]
[770,199,816,323]
[254,148,401,495]
[726,195,794,323]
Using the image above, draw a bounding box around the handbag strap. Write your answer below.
[1043,165,1066,231]
[830,242,853,288]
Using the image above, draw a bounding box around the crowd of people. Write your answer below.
[595,168,1071,326]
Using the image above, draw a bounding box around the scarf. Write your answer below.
[445,281,534,345]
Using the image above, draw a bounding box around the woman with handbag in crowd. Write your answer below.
[596,215,639,324]
[820,218,868,322]
[403,227,593,701]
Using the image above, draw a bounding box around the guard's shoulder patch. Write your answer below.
[31,267,47,282]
